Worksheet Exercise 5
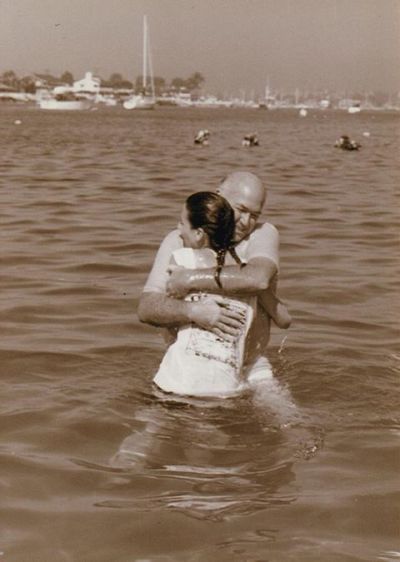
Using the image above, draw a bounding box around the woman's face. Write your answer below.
[177,204,203,248]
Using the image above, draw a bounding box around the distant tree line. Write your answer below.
[0,70,75,93]
[0,70,36,93]
[0,69,205,95]
[133,72,205,95]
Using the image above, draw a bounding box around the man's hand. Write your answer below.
[188,296,246,341]
[167,265,192,298]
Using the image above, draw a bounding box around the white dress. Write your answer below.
[153,248,256,397]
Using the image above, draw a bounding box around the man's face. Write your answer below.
[222,186,265,242]
[177,204,202,248]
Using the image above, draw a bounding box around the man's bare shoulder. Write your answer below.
[237,222,279,247]
[251,221,279,237]
[238,221,280,269]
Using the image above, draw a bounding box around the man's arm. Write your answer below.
[137,230,246,338]
[138,292,194,327]
[258,289,292,329]
[138,292,246,339]
[137,229,188,326]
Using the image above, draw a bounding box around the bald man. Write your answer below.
[138,171,288,384]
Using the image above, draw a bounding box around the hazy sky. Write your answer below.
[1,0,399,95]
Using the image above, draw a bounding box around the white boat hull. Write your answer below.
[348,106,361,114]
[39,99,91,111]
[123,95,155,110]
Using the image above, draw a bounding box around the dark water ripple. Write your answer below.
[0,105,399,561]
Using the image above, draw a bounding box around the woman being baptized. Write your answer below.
[153,191,290,398]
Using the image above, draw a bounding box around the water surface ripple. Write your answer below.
[1,106,399,561]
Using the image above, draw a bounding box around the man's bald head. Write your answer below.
[217,171,267,242]
[218,171,266,207]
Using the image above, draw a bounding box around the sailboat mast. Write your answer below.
[142,15,147,90]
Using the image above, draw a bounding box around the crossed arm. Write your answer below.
[137,225,289,336]
[138,257,279,337]
[138,291,247,339]
[165,256,277,298]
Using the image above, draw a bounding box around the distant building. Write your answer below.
[73,72,101,94]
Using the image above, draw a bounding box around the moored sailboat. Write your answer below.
[123,15,155,110]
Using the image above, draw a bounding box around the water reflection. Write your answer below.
[110,379,323,520]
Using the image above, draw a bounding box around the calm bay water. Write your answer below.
[0,104,399,561]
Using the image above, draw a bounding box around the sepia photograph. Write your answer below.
[0,0,399,560]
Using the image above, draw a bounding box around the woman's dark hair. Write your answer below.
[185,191,243,288]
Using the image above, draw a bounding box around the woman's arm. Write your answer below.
[166,256,277,298]
[166,223,280,298]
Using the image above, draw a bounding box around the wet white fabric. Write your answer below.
[153,248,256,397]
